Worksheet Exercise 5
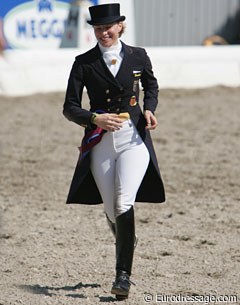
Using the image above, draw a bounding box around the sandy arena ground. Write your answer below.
[0,86,240,304]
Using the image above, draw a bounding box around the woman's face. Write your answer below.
[93,22,123,47]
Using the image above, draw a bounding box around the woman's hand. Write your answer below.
[144,110,158,130]
[93,113,123,131]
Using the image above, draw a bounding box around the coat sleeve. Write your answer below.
[140,49,159,114]
[63,59,93,127]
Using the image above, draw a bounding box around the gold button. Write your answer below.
[116,108,120,112]
[107,108,110,112]
[107,98,111,102]
[106,89,110,94]
[118,97,122,102]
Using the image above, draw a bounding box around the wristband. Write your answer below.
[90,112,98,124]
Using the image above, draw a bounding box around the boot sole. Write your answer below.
[116,294,128,301]
[111,286,129,297]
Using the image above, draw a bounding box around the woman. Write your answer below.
[63,3,165,300]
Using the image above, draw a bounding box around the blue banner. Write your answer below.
[0,0,98,17]
[0,0,98,49]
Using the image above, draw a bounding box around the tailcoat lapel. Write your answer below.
[90,44,123,90]
[115,42,134,82]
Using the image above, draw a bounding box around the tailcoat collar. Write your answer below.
[90,41,134,90]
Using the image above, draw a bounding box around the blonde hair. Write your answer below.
[119,22,126,37]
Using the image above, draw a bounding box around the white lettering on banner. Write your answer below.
[3,0,69,49]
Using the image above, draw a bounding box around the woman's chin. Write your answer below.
[100,39,114,47]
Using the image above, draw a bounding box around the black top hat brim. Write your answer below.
[87,15,125,26]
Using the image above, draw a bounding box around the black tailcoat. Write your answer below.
[63,42,165,204]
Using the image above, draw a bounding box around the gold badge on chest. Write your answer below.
[111,59,117,65]
[129,96,137,106]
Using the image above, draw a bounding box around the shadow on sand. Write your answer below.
[18,282,119,302]
[18,282,101,298]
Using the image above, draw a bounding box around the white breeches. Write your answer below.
[90,119,150,223]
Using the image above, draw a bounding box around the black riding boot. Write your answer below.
[111,206,135,300]
[106,213,138,247]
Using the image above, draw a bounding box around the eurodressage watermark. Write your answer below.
[143,293,238,304]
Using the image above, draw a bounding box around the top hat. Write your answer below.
[87,3,125,26]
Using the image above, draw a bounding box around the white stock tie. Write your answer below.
[102,50,122,77]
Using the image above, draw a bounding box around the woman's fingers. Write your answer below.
[144,110,158,130]
[94,113,123,131]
